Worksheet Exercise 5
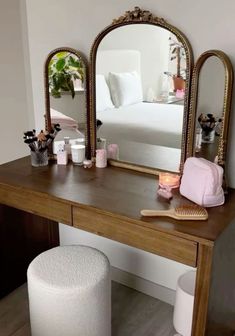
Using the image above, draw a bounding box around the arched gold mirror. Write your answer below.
[89,7,193,175]
[44,47,90,158]
[188,50,233,169]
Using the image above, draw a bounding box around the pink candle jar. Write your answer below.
[159,172,180,189]
[96,149,107,168]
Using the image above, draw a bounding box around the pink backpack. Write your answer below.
[180,157,224,207]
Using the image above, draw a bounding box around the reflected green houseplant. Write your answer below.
[164,37,186,92]
[169,37,186,91]
[48,52,84,98]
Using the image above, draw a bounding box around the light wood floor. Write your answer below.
[0,282,176,336]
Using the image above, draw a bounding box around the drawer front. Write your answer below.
[0,184,71,225]
[73,206,197,267]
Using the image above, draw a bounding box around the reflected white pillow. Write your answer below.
[96,74,114,112]
[109,71,143,108]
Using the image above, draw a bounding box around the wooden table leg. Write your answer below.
[206,220,235,336]
[0,204,59,298]
[191,244,213,336]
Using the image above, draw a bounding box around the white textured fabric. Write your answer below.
[109,71,143,108]
[96,74,114,112]
[50,108,78,130]
[27,245,111,336]
[97,102,183,149]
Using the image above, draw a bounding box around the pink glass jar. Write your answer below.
[96,149,107,168]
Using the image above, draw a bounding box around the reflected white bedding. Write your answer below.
[97,102,183,149]
[50,108,85,153]
[50,108,78,130]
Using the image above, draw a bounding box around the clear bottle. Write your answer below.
[64,137,71,157]
[57,144,68,165]
[161,74,170,99]
[146,87,155,102]
[195,128,202,152]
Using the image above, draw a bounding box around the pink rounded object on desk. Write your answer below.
[107,144,119,160]
[96,149,107,168]
[157,187,173,200]
[176,89,185,99]
[83,160,92,168]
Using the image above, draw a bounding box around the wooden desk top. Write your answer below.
[0,157,234,246]
[1,157,235,335]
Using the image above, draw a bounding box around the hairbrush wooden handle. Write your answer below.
[140,209,175,217]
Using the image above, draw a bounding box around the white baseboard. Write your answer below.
[111,266,175,306]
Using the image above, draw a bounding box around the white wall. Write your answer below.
[51,91,86,124]
[0,0,31,164]
[98,24,170,98]
[197,56,225,118]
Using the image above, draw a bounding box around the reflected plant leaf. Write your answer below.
[48,52,85,98]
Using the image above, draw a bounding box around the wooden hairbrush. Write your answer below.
[141,205,208,220]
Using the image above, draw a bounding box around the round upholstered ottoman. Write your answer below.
[27,245,111,336]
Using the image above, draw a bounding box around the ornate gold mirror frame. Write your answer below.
[44,47,91,159]
[187,50,234,168]
[89,7,193,175]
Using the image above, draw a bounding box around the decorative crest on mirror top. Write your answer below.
[112,6,166,25]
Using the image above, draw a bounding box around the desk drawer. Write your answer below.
[0,184,71,225]
[73,206,197,267]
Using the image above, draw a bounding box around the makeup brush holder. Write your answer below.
[30,149,48,167]
[201,129,215,143]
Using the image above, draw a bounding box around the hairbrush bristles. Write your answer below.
[174,205,208,220]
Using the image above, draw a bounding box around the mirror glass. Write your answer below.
[194,56,225,162]
[95,24,188,173]
[45,49,87,155]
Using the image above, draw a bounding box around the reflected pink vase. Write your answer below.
[107,144,119,160]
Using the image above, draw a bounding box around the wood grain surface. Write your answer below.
[73,205,197,266]
[192,244,213,336]
[0,157,234,245]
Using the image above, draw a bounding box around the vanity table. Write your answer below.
[0,157,235,336]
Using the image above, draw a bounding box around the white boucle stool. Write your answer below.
[27,245,111,336]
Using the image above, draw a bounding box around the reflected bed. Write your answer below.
[97,102,183,149]
[50,108,85,154]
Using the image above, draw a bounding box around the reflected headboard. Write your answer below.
[96,49,141,79]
